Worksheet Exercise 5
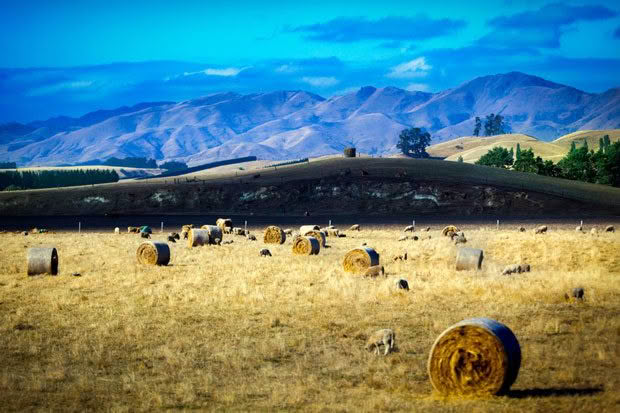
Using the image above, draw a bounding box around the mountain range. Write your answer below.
[0,72,618,166]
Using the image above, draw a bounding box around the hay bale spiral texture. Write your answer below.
[27,247,58,276]
[428,318,521,396]
[136,241,170,266]
[343,247,380,274]
[188,228,210,248]
[303,230,326,247]
[442,225,459,237]
[456,247,484,271]
[292,236,320,255]
[263,226,286,244]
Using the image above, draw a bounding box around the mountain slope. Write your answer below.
[0,72,618,166]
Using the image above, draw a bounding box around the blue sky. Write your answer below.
[1,0,619,122]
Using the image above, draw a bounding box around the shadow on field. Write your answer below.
[508,387,603,398]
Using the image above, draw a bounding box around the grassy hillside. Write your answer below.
[428,130,620,164]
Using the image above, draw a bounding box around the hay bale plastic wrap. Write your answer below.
[27,247,58,275]
[136,241,170,266]
[343,247,380,274]
[456,247,484,271]
[303,230,326,247]
[264,226,286,244]
[428,318,521,396]
[188,228,210,248]
[201,225,223,244]
[292,236,320,255]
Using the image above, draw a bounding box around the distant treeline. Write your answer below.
[265,158,309,168]
[0,169,119,191]
[0,162,17,169]
[148,156,257,179]
[103,157,158,168]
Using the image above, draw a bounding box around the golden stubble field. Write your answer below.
[0,224,619,412]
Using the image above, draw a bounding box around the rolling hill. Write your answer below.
[0,72,618,166]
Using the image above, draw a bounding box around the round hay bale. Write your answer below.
[605,225,614,233]
[136,241,170,266]
[428,318,521,396]
[188,228,210,248]
[344,147,356,158]
[27,247,58,276]
[442,225,459,237]
[114,227,120,234]
[292,236,320,255]
[343,247,380,274]
[216,218,233,232]
[304,230,326,247]
[264,226,286,244]
[300,225,320,234]
[456,247,484,271]
[201,225,223,244]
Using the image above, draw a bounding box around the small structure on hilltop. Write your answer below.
[344,147,356,158]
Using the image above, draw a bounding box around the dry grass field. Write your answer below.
[1,223,619,412]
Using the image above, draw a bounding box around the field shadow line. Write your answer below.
[508,386,603,398]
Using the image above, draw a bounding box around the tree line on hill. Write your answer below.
[0,169,119,191]
[474,135,619,187]
[103,157,188,171]
[473,114,509,136]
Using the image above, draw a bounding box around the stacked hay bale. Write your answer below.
[136,241,170,266]
[201,225,223,244]
[27,247,59,276]
[263,226,286,244]
[428,318,521,396]
[343,247,380,274]
[188,228,210,248]
[216,218,233,234]
[292,236,320,255]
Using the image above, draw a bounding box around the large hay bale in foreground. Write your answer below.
[136,241,170,266]
[343,247,380,274]
[188,228,210,248]
[216,218,233,232]
[201,225,223,244]
[300,225,320,234]
[292,236,320,255]
[456,247,484,271]
[428,318,521,396]
[303,230,326,247]
[264,226,286,244]
[27,247,58,276]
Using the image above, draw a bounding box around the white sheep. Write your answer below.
[366,329,396,355]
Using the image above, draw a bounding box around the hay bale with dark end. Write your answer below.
[201,225,223,244]
[442,225,459,237]
[292,236,320,255]
[304,230,326,247]
[264,226,286,244]
[428,318,521,396]
[572,287,585,300]
[169,232,180,240]
[140,232,151,239]
[140,226,152,234]
[247,234,257,241]
[300,225,320,234]
[338,233,347,238]
[364,265,385,277]
[456,247,484,271]
[167,234,177,243]
[349,224,360,231]
[605,225,615,232]
[188,228,210,248]
[344,147,356,158]
[136,241,170,266]
[534,225,547,234]
[343,247,380,274]
[27,247,59,276]
[395,279,409,290]
[518,226,526,232]
[233,227,246,236]
[259,248,272,257]
[216,218,233,233]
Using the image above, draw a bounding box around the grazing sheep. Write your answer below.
[167,234,177,243]
[565,287,585,301]
[398,236,409,242]
[22,231,28,236]
[247,234,257,241]
[233,227,246,236]
[392,252,407,261]
[501,264,521,275]
[338,233,347,238]
[404,225,414,232]
[140,232,150,239]
[364,265,385,278]
[259,248,272,257]
[518,226,526,232]
[365,329,395,355]
[114,227,120,234]
[534,225,548,234]
[169,232,180,240]
[395,279,409,290]
[605,225,615,233]
[452,232,467,245]
[519,264,531,272]
[423,227,431,232]
[350,224,360,231]
[222,240,234,245]
[576,225,583,232]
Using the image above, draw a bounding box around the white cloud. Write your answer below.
[182,67,249,77]
[387,57,432,78]
[275,64,298,73]
[301,76,340,87]
[405,83,430,92]
[27,80,94,96]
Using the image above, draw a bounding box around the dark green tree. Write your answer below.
[396,127,431,158]
[475,147,513,168]
[473,117,481,136]
[516,143,521,161]
[483,114,507,136]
